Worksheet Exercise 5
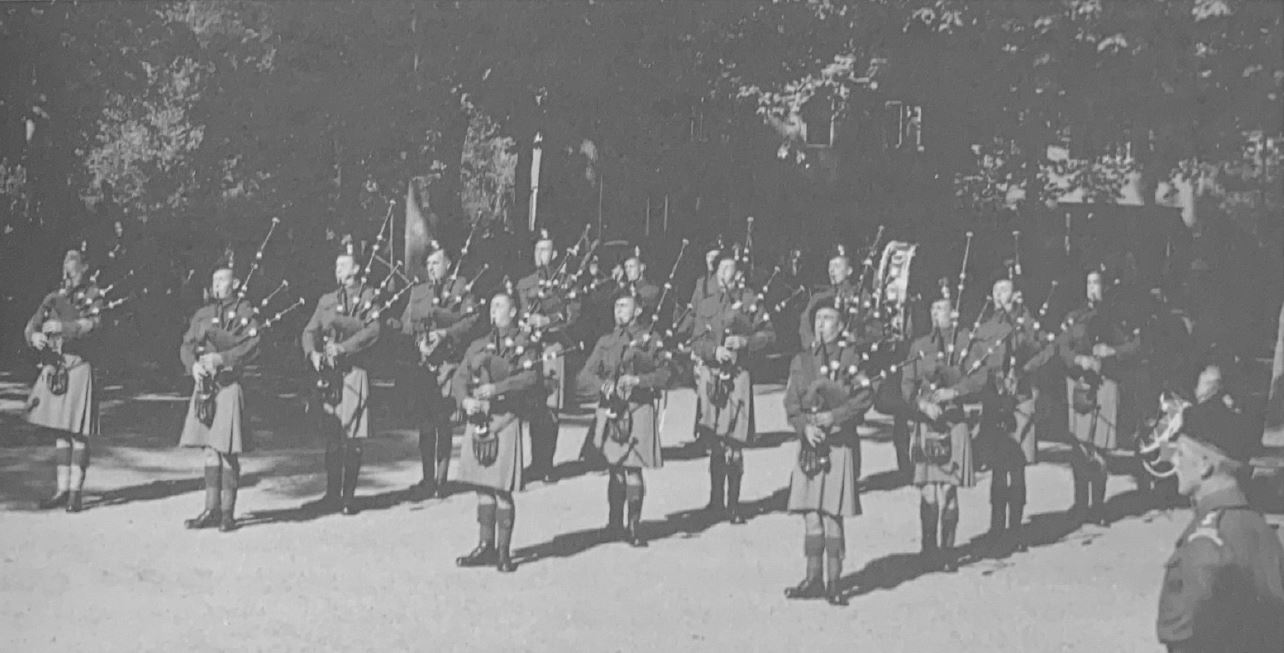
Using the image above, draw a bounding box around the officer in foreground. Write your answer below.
[1156,400,1284,652]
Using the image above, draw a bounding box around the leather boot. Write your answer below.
[219,464,239,533]
[784,546,824,600]
[919,500,939,561]
[39,491,69,510]
[605,472,625,540]
[305,448,342,512]
[706,449,725,512]
[726,465,745,525]
[940,507,960,572]
[626,498,647,548]
[496,509,516,573]
[456,542,497,567]
[66,490,83,513]
[1008,503,1027,552]
[186,465,222,529]
[341,446,362,516]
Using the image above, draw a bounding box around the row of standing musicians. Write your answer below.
[19,234,1240,606]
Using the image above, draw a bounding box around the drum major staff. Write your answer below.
[26,249,102,513]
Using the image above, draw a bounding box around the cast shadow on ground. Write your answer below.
[833,488,1183,602]
[511,487,791,568]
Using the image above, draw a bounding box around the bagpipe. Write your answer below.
[462,333,581,466]
[32,268,135,396]
[195,218,304,426]
[597,333,668,446]
[196,298,305,427]
[415,262,491,372]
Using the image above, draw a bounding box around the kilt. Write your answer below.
[457,411,524,493]
[1067,377,1130,450]
[592,400,661,469]
[27,355,98,437]
[788,436,861,517]
[695,364,754,445]
[912,420,975,487]
[178,381,249,454]
[324,366,371,440]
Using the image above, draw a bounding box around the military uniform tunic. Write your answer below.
[516,267,581,412]
[973,305,1043,463]
[784,338,874,517]
[578,324,670,469]
[25,283,102,436]
[178,297,261,454]
[1057,302,1142,451]
[452,326,540,493]
[902,327,987,487]
[1156,487,1284,652]
[301,284,381,439]
[400,275,481,402]
[690,283,776,444]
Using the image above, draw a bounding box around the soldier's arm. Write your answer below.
[451,340,481,402]
[179,314,201,371]
[337,291,381,353]
[301,300,324,357]
[950,329,991,397]
[61,289,103,339]
[398,292,416,337]
[1112,324,1142,362]
[783,354,807,434]
[493,362,539,396]
[745,297,776,354]
[831,352,875,426]
[574,336,610,397]
[1057,314,1082,368]
[25,296,50,343]
[219,302,261,370]
[1156,539,1228,650]
[632,338,671,389]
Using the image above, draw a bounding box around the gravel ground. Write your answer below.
[2,379,1278,653]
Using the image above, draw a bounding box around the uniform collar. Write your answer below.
[1194,485,1249,517]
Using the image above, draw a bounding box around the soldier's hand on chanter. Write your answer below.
[199,352,224,371]
[41,319,63,335]
[804,423,826,447]
[932,387,959,403]
[462,397,481,413]
[324,342,345,360]
[714,345,734,363]
[812,411,835,428]
[918,399,943,422]
[191,362,207,381]
[29,332,48,349]
[724,335,747,350]
[474,383,496,400]
[309,351,325,371]
[1074,354,1095,370]
[527,313,550,329]
[1091,343,1116,358]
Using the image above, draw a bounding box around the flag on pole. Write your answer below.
[405,180,433,282]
